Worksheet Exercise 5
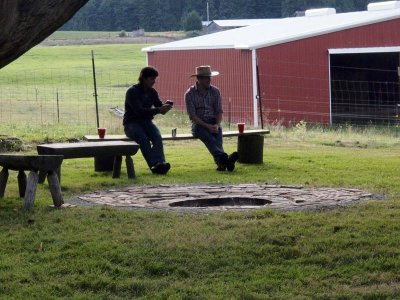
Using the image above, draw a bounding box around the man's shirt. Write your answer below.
[184,83,223,124]
[123,83,162,125]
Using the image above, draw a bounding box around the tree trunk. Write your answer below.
[237,135,264,164]
[0,0,89,69]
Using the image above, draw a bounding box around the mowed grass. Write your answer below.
[48,31,122,40]
[1,137,400,298]
[1,40,400,298]
[0,43,149,133]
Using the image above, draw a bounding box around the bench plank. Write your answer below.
[0,154,63,171]
[37,141,139,158]
[84,129,270,142]
[37,141,140,179]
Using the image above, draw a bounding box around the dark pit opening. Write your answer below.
[169,197,271,207]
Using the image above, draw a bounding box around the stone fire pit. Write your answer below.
[75,184,374,211]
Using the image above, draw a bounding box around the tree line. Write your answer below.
[62,0,384,32]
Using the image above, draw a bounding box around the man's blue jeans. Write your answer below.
[124,120,165,168]
[192,123,226,165]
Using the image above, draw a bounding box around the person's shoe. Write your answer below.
[227,152,239,172]
[159,162,171,174]
[151,162,171,174]
[216,164,226,171]
[216,153,229,171]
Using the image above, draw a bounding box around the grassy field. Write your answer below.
[47,31,122,39]
[0,43,149,136]
[1,38,400,298]
[47,31,186,40]
[1,137,400,298]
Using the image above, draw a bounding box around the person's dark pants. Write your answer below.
[124,120,165,169]
[192,123,227,166]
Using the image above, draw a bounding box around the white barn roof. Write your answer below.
[210,19,273,27]
[144,5,400,52]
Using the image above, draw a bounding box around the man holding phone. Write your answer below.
[123,66,173,174]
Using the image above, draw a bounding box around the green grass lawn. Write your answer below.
[1,136,400,298]
[0,43,149,134]
[1,39,400,298]
[47,31,122,40]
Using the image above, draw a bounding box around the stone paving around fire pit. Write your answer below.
[74,184,374,211]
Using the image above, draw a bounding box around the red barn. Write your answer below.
[144,1,400,127]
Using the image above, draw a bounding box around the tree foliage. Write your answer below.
[62,0,384,31]
[182,10,202,31]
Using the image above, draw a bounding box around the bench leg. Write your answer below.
[112,156,122,178]
[17,170,27,198]
[24,171,39,209]
[47,171,63,207]
[237,134,264,164]
[38,170,47,184]
[0,167,9,198]
[125,156,135,179]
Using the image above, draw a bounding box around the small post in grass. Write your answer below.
[56,89,60,123]
[91,50,100,128]
[228,97,232,129]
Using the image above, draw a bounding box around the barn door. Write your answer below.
[330,52,399,125]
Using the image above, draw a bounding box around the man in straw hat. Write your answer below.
[185,65,238,171]
[123,66,173,174]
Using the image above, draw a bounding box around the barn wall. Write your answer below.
[148,49,253,125]
[257,18,400,125]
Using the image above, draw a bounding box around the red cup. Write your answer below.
[237,123,245,133]
[98,128,106,139]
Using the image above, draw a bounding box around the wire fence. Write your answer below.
[1,66,399,135]
[0,67,134,135]
[331,80,400,125]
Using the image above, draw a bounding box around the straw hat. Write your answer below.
[191,65,219,77]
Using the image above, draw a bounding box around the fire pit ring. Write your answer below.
[169,197,272,207]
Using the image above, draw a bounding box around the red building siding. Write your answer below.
[257,18,400,125]
[149,18,400,127]
[148,48,253,124]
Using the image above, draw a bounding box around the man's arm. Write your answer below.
[216,112,223,126]
[152,89,172,115]
[185,89,220,133]
[190,115,219,133]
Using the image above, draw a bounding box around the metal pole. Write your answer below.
[91,50,100,128]
[56,89,60,123]
[397,55,400,133]
[207,1,210,22]
[228,97,232,129]
[256,56,264,129]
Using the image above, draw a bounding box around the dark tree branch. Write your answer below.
[0,0,89,69]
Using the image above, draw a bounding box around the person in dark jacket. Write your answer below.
[123,66,172,174]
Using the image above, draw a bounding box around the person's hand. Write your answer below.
[158,104,172,115]
[208,124,219,134]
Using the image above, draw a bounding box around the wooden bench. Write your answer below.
[36,141,140,180]
[84,129,270,142]
[0,154,64,209]
[84,129,270,164]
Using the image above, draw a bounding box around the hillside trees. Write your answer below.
[182,10,202,31]
[61,0,384,31]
